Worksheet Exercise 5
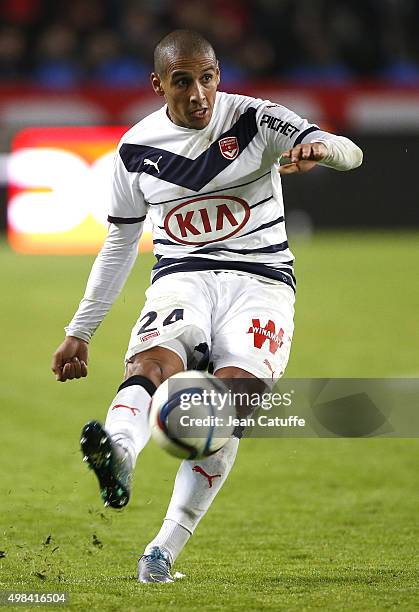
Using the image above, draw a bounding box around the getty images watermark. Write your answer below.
[167,378,419,438]
[178,387,306,429]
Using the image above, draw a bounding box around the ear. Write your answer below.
[150,72,165,97]
[215,61,221,86]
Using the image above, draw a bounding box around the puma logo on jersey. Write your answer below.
[144,156,162,173]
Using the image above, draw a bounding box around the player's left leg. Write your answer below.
[139,366,253,583]
[139,274,295,582]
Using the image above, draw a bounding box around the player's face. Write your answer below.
[151,54,220,130]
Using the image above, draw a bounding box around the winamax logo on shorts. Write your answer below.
[247,319,284,354]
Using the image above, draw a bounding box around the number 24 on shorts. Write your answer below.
[137,308,184,335]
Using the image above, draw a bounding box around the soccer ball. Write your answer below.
[149,370,235,460]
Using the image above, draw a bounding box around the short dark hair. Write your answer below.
[154,29,216,76]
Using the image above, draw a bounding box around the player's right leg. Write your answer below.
[80,346,183,508]
[80,273,212,509]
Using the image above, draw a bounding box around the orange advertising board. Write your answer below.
[7,126,153,254]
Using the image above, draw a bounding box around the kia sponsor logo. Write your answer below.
[164,195,250,245]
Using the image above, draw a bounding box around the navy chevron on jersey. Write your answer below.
[108,91,328,292]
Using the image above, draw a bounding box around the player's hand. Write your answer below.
[51,336,89,382]
[279,142,328,175]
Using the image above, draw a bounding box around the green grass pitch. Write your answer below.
[1,232,419,611]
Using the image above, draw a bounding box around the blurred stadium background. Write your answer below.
[1,0,419,247]
[1,2,419,609]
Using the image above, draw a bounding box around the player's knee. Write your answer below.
[126,356,163,383]
[214,366,256,379]
[125,346,183,385]
[215,367,268,417]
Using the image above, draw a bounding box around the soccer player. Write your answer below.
[51,30,362,583]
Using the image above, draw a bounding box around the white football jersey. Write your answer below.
[65,92,361,341]
[108,91,334,292]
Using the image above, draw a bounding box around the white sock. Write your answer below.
[104,375,155,464]
[144,519,191,565]
[145,436,239,562]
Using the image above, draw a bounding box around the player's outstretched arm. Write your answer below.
[279,142,329,174]
[279,137,363,175]
[52,336,88,382]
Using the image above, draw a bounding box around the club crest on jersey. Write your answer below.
[218,136,239,160]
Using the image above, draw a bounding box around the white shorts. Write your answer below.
[125,271,295,382]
